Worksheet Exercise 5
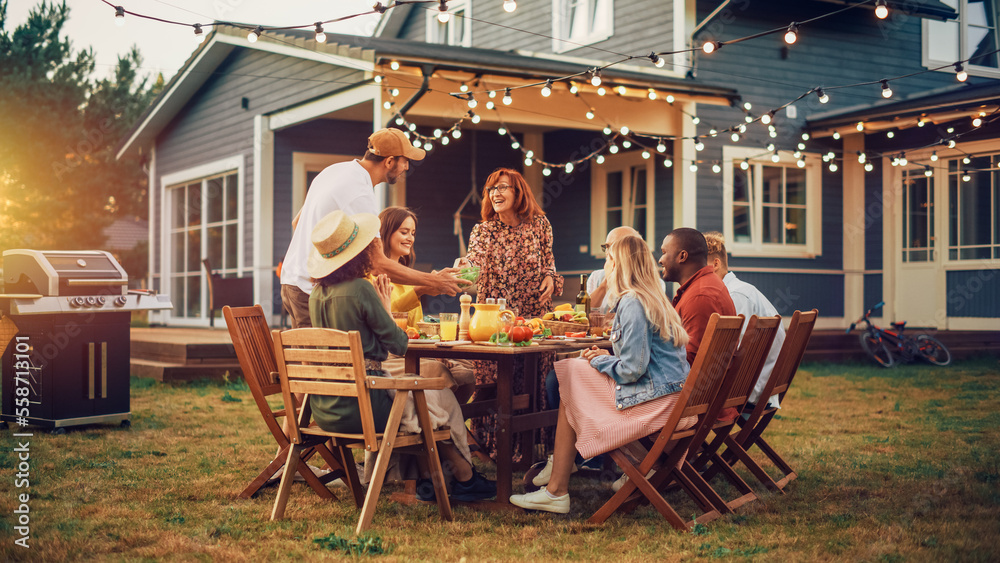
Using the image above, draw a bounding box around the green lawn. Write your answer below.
[1,357,998,561]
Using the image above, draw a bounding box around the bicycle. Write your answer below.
[847,301,952,368]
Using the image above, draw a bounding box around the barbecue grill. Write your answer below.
[1,250,171,430]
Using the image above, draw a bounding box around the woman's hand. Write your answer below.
[374,274,393,313]
[582,345,610,361]
[539,275,554,302]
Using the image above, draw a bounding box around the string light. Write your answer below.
[115,6,125,26]
[954,62,968,82]
[486,101,495,110]
[596,155,605,164]
[743,102,753,111]
[880,80,892,98]
[314,22,326,43]
[856,122,865,132]
[649,52,666,68]
[829,162,838,172]
[930,151,938,162]
[816,88,829,104]
[437,1,451,23]
[597,87,606,96]
[620,126,630,135]
[887,131,894,138]
[642,150,651,159]
[609,144,619,154]
[712,162,722,173]
[864,162,874,172]
[622,140,632,149]
[875,0,889,19]
[663,159,673,167]
[689,163,699,172]
[832,132,841,140]
[703,40,720,54]
[761,110,774,125]
[972,115,983,127]
[590,69,602,87]
[962,155,971,164]
[647,89,657,100]
[616,85,627,96]
[692,116,701,125]
[565,162,574,173]
[962,171,971,182]
[657,142,667,152]
[603,126,612,135]
[694,140,705,151]
[193,24,204,44]
[542,167,551,176]
[390,60,400,70]
[374,75,383,84]
[503,0,517,13]
[248,25,263,43]
[731,132,741,142]
[924,167,933,177]
[585,110,595,120]
[467,94,477,108]
[541,79,553,97]
[502,88,512,105]
[740,159,749,170]
[797,158,806,168]
[784,23,798,45]
[568,82,579,94]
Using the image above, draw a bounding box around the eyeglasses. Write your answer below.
[600,243,611,252]
[487,183,512,194]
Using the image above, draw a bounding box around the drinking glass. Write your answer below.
[439,313,458,341]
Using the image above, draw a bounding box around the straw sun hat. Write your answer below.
[306,210,381,279]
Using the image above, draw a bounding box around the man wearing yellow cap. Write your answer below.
[280,128,468,328]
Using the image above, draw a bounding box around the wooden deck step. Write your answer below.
[130,358,243,383]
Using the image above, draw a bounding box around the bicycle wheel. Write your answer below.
[859,332,894,367]
[917,335,951,366]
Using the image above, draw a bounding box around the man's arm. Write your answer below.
[370,240,468,296]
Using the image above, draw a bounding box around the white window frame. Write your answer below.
[552,0,614,54]
[722,146,822,258]
[425,0,472,47]
[923,0,1000,79]
[160,155,244,323]
[945,151,1000,262]
[901,167,937,263]
[590,150,656,258]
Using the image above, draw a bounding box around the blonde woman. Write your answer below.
[510,235,695,514]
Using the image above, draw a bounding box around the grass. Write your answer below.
[1,357,999,561]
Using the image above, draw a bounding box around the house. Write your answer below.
[117,0,999,332]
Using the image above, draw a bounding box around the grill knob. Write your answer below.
[114,296,127,307]
[86,296,97,306]
[70,297,83,308]
[97,296,106,306]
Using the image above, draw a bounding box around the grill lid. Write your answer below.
[3,250,128,297]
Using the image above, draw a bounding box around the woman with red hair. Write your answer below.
[465,168,564,459]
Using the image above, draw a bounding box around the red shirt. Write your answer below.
[672,266,737,365]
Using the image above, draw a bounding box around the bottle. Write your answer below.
[576,274,591,320]
[497,297,507,312]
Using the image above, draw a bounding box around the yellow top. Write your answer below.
[391,283,423,327]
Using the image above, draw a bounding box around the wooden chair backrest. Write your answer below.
[223,305,286,444]
[271,327,378,450]
[725,316,782,409]
[761,309,818,402]
[645,313,743,439]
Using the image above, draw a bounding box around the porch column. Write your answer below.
[673,101,698,229]
[523,132,544,205]
[253,115,275,323]
[842,132,865,326]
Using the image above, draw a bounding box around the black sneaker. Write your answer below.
[451,469,497,502]
[415,478,436,502]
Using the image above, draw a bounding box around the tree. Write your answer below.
[0,0,157,270]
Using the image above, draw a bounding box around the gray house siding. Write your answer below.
[946,270,1000,318]
[737,271,844,317]
[154,47,367,282]
[544,129,598,273]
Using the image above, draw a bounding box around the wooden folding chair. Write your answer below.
[587,314,744,531]
[683,315,781,512]
[711,309,818,492]
[270,327,454,534]
[222,306,357,503]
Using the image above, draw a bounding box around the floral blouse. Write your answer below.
[466,214,564,318]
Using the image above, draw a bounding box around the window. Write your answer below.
[590,150,655,256]
[902,168,936,262]
[552,0,614,53]
[722,146,822,257]
[167,170,241,319]
[948,153,1000,260]
[925,0,1000,77]
[426,0,471,47]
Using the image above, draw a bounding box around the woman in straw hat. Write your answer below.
[306,210,495,502]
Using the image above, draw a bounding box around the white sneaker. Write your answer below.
[611,469,656,492]
[509,489,570,514]
[531,455,577,487]
[268,465,334,484]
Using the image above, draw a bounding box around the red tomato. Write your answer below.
[510,326,533,343]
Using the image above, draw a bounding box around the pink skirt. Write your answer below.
[555,357,697,459]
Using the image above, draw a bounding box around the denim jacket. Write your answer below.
[589,294,690,410]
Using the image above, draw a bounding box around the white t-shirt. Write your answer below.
[280,160,378,294]
[587,269,667,312]
[723,271,787,408]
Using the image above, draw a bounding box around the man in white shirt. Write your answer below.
[704,231,786,408]
[280,127,468,327]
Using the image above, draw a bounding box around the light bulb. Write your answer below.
[502,88,512,105]
[565,162,574,173]
[511,141,519,149]
[541,79,552,97]
[973,117,983,127]
[524,157,533,166]
[395,116,404,125]
[832,132,841,140]
[383,101,392,110]
[962,156,971,164]
[248,26,263,43]
[115,6,125,26]
[887,131,894,138]
[666,95,675,103]
[955,63,968,82]
[784,24,798,45]
[858,152,866,163]
[745,115,754,123]
[880,80,892,98]
[689,163,698,172]
[542,167,552,176]
[622,140,632,149]
[412,139,422,148]
[769,130,778,138]
[424,142,433,151]
[642,151,651,159]
[390,60,400,71]
[663,159,673,168]
[467,95,477,108]
[591,69,602,87]
[712,163,722,173]
[452,129,462,139]
[526,150,534,158]
[797,158,806,168]
[694,141,705,151]
[761,111,773,125]
[438,4,451,24]
[504,0,517,13]
[471,113,481,124]
[609,144,619,154]
[648,89,657,100]
[603,126,612,135]
[917,119,926,127]
[864,162,874,172]
[924,168,933,177]
[731,132,741,142]
[616,85,627,96]
[856,122,865,132]
[440,136,450,145]
[875,0,889,19]
[743,102,753,111]
[772,152,780,163]
[816,88,829,104]
[692,116,701,125]
[657,142,667,153]
[829,162,838,172]
[314,23,326,43]
[193,24,205,44]
[569,82,579,94]
[391,88,400,97]
[586,110,595,120]
[962,172,971,182]
[596,155,605,164]
[620,126,630,135]
[703,41,719,54]
[799,142,807,150]
[740,159,749,171]
[738,124,747,134]
[709,128,718,137]
[900,156,908,166]
[930,151,938,162]
[597,87,606,96]
[486,101,495,110]
[374,75,383,84]
[498,127,507,136]
[948,140,956,148]
[408,123,416,131]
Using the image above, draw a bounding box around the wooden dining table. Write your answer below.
[403,338,613,506]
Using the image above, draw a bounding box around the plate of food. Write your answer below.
[567,335,605,343]
[435,340,472,347]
